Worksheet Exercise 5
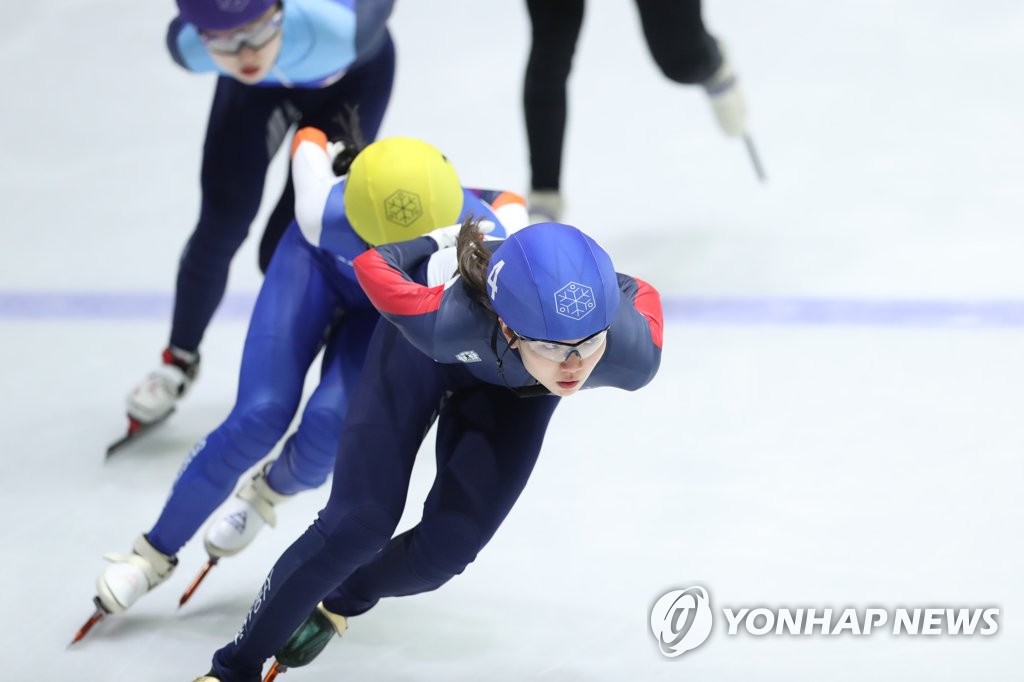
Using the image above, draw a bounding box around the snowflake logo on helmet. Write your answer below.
[383,190,423,227]
[554,282,597,321]
[216,0,251,12]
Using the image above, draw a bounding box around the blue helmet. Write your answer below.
[486,223,620,341]
[176,0,277,31]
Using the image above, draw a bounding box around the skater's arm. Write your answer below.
[465,189,528,234]
[586,274,664,391]
[353,239,446,317]
[291,128,343,245]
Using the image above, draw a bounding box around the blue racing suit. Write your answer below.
[207,227,664,680]
[165,0,396,352]
[146,133,518,559]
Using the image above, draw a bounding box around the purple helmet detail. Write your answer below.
[176,0,278,31]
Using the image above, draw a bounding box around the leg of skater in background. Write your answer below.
[112,2,398,454]
[523,0,584,223]
[77,225,341,642]
[517,0,763,226]
[112,80,290,455]
[635,0,764,180]
[181,307,378,607]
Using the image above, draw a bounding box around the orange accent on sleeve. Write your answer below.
[633,278,664,349]
[489,191,526,210]
[290,127,329,158]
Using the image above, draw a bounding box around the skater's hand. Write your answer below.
[290,127,355,175]
[328,140,358,176]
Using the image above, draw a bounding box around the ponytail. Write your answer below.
[456,216,496,317]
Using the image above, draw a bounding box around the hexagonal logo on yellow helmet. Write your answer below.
[344,137,463,246]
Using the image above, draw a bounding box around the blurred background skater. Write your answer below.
[112,0,398,452]
[74,127,525,642]
[523,0,752,223]
[192,221,663,681]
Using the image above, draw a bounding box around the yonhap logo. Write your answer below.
[648,584,1000,660]
[650,586,714,657]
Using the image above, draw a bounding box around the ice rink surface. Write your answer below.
[2,0,1023,680]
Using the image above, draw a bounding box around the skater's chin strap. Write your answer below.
[490,323,551,398]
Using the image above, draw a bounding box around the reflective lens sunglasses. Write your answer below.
[513,327,609,363]
[200,9,284,55]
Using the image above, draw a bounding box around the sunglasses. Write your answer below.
[513,327,609,363]
[200,9,284,55]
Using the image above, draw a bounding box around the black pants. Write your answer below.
[169,34,395,353]
[523,0,721,190]
[210,319,560,681]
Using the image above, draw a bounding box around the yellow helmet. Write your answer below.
[343,137,463,246]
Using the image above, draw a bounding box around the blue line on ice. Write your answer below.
[3,292,1024,328]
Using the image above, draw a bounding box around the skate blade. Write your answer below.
[69,598,108,646]
[105,408,176,458]
[179,557,219,608]
[743,133,767,183]
[263,660,287,681]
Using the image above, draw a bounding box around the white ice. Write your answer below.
[2,0,1023,680]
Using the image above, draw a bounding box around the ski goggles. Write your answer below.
[514,327,609,363]
[200,9,284,55]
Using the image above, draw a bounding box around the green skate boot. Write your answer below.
[268,602,348,676]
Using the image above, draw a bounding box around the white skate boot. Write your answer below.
[95,534,177,614]
[702,44,747,138]
[526,190,564,224]
[204,461,290,558]
[126,346,200,424]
